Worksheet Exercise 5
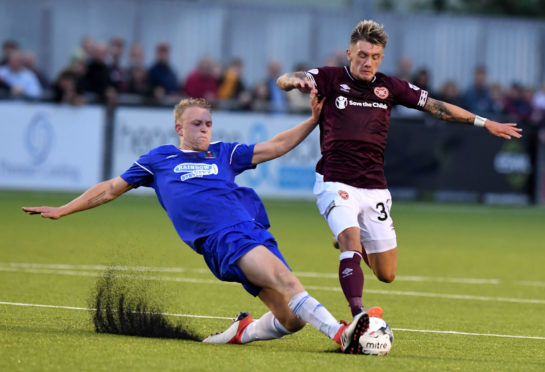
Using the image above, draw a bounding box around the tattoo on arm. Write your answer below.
[424,98,473,124]
[87,191,107,207]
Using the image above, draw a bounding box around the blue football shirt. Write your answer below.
[120,142,270,252]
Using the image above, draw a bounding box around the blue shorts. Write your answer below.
[197,221,290,296]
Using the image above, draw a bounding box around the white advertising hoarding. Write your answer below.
[112,107,321,198]
[0,102,105,191]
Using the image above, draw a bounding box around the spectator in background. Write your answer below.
[532,81,545,124]
[107,37,126,92]
[462,65,494,114]
[396,55,413,82]
[503,82,533,123]
[184,56,219,103]
[323,50,346,67]
[1,40,18,66]
[71,36,94,65]
[83,42,116,104]
[249,81,270,112]
[147,42,178,102]
[0,50,42,100]
[53,69,86,105]
[437,80,462,107]
[217,57,251,110]
[489,82,505,115]
[286,63,311,113]
[125,43,148,96]
[264,60,287,113]
[411,67,431,93]
[21,50,49,90]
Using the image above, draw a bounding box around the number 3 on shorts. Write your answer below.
[376,202,389,221]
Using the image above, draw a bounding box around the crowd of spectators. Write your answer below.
[1,37,545,128]
[392,56,545,128]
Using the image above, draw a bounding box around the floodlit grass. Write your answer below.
[1,190,545,371]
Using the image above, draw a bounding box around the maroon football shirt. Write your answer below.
[306,66,429,189]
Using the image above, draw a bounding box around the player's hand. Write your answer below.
[289,76,315,93]
[22,206,63,220]
[485,120,523,140]
[310,91,324,122]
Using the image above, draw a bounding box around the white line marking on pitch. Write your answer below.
[1,301,544,341]
[0,262,512,285]
[1,266,545,305]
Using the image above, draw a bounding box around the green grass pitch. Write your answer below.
[1,190,545,371]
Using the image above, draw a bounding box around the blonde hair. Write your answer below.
[350,20,388,48]
[173,98,211,123]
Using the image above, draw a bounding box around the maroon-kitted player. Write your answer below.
[277,20,522,319]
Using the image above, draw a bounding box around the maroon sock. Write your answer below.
[339,252,364,317]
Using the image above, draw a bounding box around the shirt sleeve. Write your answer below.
[305,67,333,97]
[228,142,256,174]
[390,76,429,110]
[120,152,155,188]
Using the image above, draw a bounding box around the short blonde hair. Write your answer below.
[173,98,211,123]
[350,20,388,48]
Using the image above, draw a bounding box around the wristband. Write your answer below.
[474,115,487,127]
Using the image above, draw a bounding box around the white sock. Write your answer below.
[240,311,292,344]
[288,291,342,339]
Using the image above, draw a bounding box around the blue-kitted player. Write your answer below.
[22,92,371,354]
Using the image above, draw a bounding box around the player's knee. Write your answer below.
[376,270,396,283]
[273,269,304,295]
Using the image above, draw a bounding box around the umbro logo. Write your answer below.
[340,84,351,93]
[341,268,353,278]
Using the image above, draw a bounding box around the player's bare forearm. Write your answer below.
[22,177,133,219]
[276,71,315,93]
[423,98,473,124]
[423,98,522,140]
[252,117,318,165]
[252,93,323,164]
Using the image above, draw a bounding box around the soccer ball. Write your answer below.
[359,317,393,356]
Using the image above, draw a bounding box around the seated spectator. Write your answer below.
[53,70,86,105]
[21,50,49,90]
[286,63,311,113]
[489,82,506,115]
[147,42,178,102]
[396,56,413,82]
[462,65,494,114]
[217,57,251,110]
[411,67,431,93]
[437,80,462,106]
[532,81,545,124]
[503,82,533,123]
[125,43,148,95]
[264,60,287,113]
[70,36,94,65]
[107,37,126,92]
[0,50,42,99]
[249,81,270,112]
[83,42,116,104]
[1,40,18,66]
[184,56,219,103]
[323,50,346,67]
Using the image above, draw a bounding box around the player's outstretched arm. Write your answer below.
[252,92,324,165]
[22,176,133,220]
[423,97,522,140]
[276,71,316,93]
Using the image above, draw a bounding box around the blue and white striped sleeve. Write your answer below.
[120,152,154,188]
[229,142,256,174]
